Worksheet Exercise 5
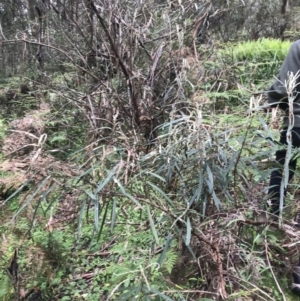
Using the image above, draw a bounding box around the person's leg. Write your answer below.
[270,129,300,295]
[292,264,300,295]
[268,149,288,215]
[290,134,300,295]
[268,157,297,214]
[267,129,297,215]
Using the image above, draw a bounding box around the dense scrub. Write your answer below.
[1,0,300,300]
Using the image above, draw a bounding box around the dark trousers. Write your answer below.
[268,128,300,215]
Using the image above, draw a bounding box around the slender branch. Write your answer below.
[264,237,286,301]
[90,1,140,124]
[20,39,98,81]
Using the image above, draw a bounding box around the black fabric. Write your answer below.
[268,40,300,127]
[268,40,300,107]
[268,128,300,215]
[292,264,300,296]
[267,40,300,296]
[294,269,300,285]
[292,285,300,296]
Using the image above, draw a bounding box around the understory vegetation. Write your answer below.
[1,0,300,300]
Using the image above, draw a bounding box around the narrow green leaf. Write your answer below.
[84,189,96,201]
[212,191,220,211]
[157,232,173,267]
[11,176,51,221]
[29,183,57,231]
[185,217,191,246]
[225,150,240,175]
[1,178,32,207]
[77,199,86,244]
[158,117,187,129]
[114,178,142,208]
[41,184,57,214]
[146,205,159,245]
[111,198,117,233]
[28,197,42,231]
[94,197,100,232]
[258,117,275,141]
[206,164,214,193]
[95,165,118,194]
[253,234,261,245]
[148,182,174,206]
[148,287,175,301]
[189,170,203,207]
[205,179,213,194]
[118,285,140,300]
[143,171,166,183]
[76,166,95,180]
[96,201,110,243]
[226,218,244,228]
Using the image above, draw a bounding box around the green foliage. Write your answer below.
[50,133,67,144]
[45,107,88,159]
[220,38,291,87]
[201,38,292,107]
[219,38,291,62]
[1,1,300,300]
[0,276,14,301]
[39,205,180,300]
